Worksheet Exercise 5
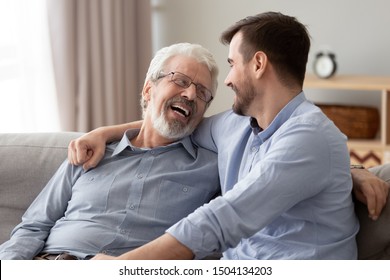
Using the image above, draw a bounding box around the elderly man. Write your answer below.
[0,43,220,260]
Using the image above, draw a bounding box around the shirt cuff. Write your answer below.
[166,219,211,260]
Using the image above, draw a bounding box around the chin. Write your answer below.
[232,104,245,116]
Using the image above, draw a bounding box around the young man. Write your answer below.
[69,12,388,260]
[0,43,221,259]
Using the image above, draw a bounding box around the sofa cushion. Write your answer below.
[355,164,390,259]
[0,132,82,245]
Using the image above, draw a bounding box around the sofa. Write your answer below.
[0,132,82,247]
[0,132,389,259]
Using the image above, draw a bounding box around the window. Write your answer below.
[0,0,59,132]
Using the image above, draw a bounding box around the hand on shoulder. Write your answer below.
[67,128,107,171]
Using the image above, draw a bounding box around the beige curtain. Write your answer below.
[46,0,151,132]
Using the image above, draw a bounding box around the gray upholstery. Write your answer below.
[0,132,82,245]
[0,132,389,259]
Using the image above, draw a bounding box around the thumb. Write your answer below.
[83,147,105,171]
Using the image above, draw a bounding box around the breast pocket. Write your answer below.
[67,173,116,215]
[155,180,209,225]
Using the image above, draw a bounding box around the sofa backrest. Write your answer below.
[0,132,82,244]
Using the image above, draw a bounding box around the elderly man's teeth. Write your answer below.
[171,105,189,117]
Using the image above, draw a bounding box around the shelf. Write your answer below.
[304,74,390,91]
[303,74,390,166]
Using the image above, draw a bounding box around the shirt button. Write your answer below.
[182,187,188,192]
[137,173,143,179]
[129,204,135,210]
[251,146,258,153]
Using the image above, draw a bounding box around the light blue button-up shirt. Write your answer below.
[167,92,359,259]
[0,130,219,260]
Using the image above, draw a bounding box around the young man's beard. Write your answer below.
[151,97,197,140]
[232,82,256,117]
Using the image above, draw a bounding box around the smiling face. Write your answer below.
[143,55,212,140]
[224,32,258,117]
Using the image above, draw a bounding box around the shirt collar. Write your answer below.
[251,91,306,142]
[112,129,197,159]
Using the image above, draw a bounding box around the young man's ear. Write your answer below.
[253,51,267,78]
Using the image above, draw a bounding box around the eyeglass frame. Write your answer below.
[157,71,214,103]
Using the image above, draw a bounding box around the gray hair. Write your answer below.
[141,43,219,114]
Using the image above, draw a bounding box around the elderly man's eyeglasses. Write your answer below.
[158,71,213,103]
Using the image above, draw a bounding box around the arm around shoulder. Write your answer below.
[68,121,143,170]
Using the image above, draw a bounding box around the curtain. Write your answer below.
[0,0,60,132]
[46,0,151,132]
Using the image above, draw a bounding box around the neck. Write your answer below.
[131,122,176,149]
[252,86,301,130]
[250,64,303,129]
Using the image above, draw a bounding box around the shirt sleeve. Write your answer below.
[192,110,233,152]
[167,119,347,258]
[0,160,82,259]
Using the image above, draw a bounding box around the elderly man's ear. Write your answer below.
[143,81,153,102]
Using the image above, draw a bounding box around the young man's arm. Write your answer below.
[92,233,193,260]
[68,121,142,170]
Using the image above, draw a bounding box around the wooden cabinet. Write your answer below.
[304,74,390,167]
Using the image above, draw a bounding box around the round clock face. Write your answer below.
[314,54,336,79]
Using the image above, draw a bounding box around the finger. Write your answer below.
[83,147,105,171]
[82,150,94,171]
[67,143,72,164]
[67,140,77,165]
[380,182,390,202]
[374,182,389,218]
[368,183,385,220]
[75,141,90,165]
[365,194,377,220]
[371,198,380,221]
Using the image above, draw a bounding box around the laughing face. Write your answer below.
[144,55,212,140]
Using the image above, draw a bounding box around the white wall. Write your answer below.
[151,0,390,116]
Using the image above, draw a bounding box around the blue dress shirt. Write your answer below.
[0,129,219,259]
[167,92,359,259]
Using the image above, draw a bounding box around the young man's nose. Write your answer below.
[224,74,232,87]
